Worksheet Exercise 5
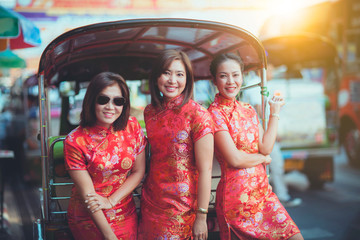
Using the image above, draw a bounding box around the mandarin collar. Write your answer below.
[162,94,184,110]
[214,93,238,108]
[87,124,114,135]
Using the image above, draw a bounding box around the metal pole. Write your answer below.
[260,67,268,130]
[38,74,49,222]
[46,88,51,138]
[260,67,270,177]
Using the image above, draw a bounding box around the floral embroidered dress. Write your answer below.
[64,116,147,240]
[208,94,300,240]
[138,95,213,240]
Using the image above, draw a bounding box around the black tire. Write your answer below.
[343,125,360,168]
[308,179,325,190]
[303,156,334,190]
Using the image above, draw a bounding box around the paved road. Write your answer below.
[209,146,360,240]
[1,147,359,240]
[286,147,360,240]
[0,173,40,240]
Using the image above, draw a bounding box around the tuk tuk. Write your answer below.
[33,18,268,239]
[260,33,340,188]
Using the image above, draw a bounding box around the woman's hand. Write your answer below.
[263,155,272,166]
[85,193,113,213]
[193,214,208,240]
[269,95,285,114]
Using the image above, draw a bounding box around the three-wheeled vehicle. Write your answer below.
[33,18,268,239]
[260,33,340,188]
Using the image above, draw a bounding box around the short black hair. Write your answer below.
[80,72,130,131]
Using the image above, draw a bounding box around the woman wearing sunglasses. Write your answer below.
[64,72,147,240]
[138,50,214,240]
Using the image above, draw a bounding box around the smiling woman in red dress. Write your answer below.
[208,54,303,240]
[138,50,214,240]
[64,72,147,240]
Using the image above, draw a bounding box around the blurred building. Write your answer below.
[259,0,360,167]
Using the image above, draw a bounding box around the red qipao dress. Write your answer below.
[138,95,213,240]
[208,94,300,240]
[64,116,147,240]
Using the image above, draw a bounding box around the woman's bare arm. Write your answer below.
[258,96,285,155]
[193,133,214,240]
[68,170,117,240]
[214,131,271,168]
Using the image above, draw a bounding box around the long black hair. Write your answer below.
[210,53,245,81]
[149,49,194,108]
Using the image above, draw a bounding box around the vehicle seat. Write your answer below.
[48,136,73,215]
[45,136,74,238]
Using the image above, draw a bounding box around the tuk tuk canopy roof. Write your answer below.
[38,18,267,86]
[261,33,339,68]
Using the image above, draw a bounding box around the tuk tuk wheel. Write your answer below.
[343,126,360,168]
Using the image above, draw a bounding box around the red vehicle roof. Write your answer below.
[38,18,267,86]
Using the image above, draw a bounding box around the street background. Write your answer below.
[0,0,360,239]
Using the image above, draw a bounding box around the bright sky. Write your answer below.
[169,0,334,34]
[267,0,332,13]
[210,0,334,35]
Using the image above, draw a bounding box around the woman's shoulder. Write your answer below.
[207,101,228,123]
[238,101,258,119]
[186,99,208,110]
[145,103,157,111]
[207,100,218,111]
[144,103,157,116]
[65,126,81,138]
[125,116,143,131]
[64,126,83,146]
[187,99,211,115]
[239,101,252,108]
[208,99,229,115]
[128,116,141,126]
[144,104,151,111]
[128,115,138,123]
[239,101,256,112]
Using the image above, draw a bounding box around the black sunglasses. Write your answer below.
[96,96,126,106]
